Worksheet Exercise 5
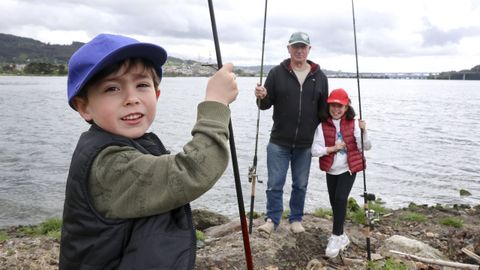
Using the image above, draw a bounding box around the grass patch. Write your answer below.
[248,211,260,219]
[313,208,332,218]
[347,197,390,225]
[20,217,62,240]
[368,258,408,270]
[0,231,8,242]
[195,230,205,241]
[399,211,427,223]
[439,217,463,228]
[282,209,290,219]
[349,209,366,225]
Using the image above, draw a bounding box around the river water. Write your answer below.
[0,76,479,228]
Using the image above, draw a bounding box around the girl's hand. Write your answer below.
[335,142,346,151]
[329,142,346,153]
[359,120,366,130]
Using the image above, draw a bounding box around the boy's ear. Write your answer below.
[72,96,93,122]
[156,89,161,100]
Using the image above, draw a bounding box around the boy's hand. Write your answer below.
[205,63,238,105]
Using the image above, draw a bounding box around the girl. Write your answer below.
[311,88,372,258]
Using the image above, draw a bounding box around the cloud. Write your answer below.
[1,0,480,72]
[421,19,480,47]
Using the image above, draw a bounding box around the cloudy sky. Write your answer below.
[1,0,479,73]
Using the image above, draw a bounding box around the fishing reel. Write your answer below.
[362,192,376,202]
[361,192,379,227]
[247,166,262,183]
[365,208,380,226]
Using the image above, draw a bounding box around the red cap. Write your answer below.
[327,88,349,105]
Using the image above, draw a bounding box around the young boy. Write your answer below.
[60,33,238,269]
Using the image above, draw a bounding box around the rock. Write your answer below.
[192,208,230,231]
[306,258,325,270]
[204,220,241,238]
[379,235,447,260]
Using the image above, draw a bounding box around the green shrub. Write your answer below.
[0,231,8,242]
[38,218,62,235]
[313,208,332,218]
[282,209,290,219]
[248,211,260,219]
[19,217,62,240]
[348,209,366,224]
[407,202,418,210]
[347,197,360,212]
[195,230,205,241]
[459,189,471,196]
[439,217,463,228]
[346,197,390,225]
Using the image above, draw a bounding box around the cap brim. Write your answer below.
[327,98,348,105]
[288,41,310,46]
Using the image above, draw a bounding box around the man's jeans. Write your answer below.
[265,142,311,226]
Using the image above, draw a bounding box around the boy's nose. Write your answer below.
[124,89,140,106]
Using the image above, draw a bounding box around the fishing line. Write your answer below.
[207,1,254,269]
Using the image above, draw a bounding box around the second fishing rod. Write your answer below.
[248,0,268,235]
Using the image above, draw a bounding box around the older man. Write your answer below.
[255,31,329,234]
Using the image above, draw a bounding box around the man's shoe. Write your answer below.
[258,218,275,235]
[290,221,305,233]
[325,233,350,258]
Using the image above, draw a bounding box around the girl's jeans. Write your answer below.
[265,142,311,226]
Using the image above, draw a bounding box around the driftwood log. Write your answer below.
[389,250,479,270]
[462,248,480,264]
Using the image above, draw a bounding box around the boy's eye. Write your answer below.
[138,83,150,88]
[105,86,120,92]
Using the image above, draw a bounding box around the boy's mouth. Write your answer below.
[121,113,143,121]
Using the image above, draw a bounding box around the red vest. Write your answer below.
[319,117,365,173]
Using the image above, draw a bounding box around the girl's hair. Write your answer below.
[344,103,356,120]
[321,99,356,122]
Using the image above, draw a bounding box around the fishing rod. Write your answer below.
[248,0,268,235]
[207,1,254,269]
[351,0,376,262]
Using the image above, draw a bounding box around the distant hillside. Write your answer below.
[1,33,479,79]
[0,33,83,64]
[0,33,232,76]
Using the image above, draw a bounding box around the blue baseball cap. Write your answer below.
[67,33,167,109]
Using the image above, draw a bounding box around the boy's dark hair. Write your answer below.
[75,58,160,124]
[77,58,160,99]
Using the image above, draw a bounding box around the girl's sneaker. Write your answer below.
[325,233,350,258]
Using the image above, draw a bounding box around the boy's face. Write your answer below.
[73,62,160,139]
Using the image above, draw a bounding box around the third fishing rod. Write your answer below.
[351,0,377,262]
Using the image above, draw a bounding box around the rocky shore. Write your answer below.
[1,203,479,270]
